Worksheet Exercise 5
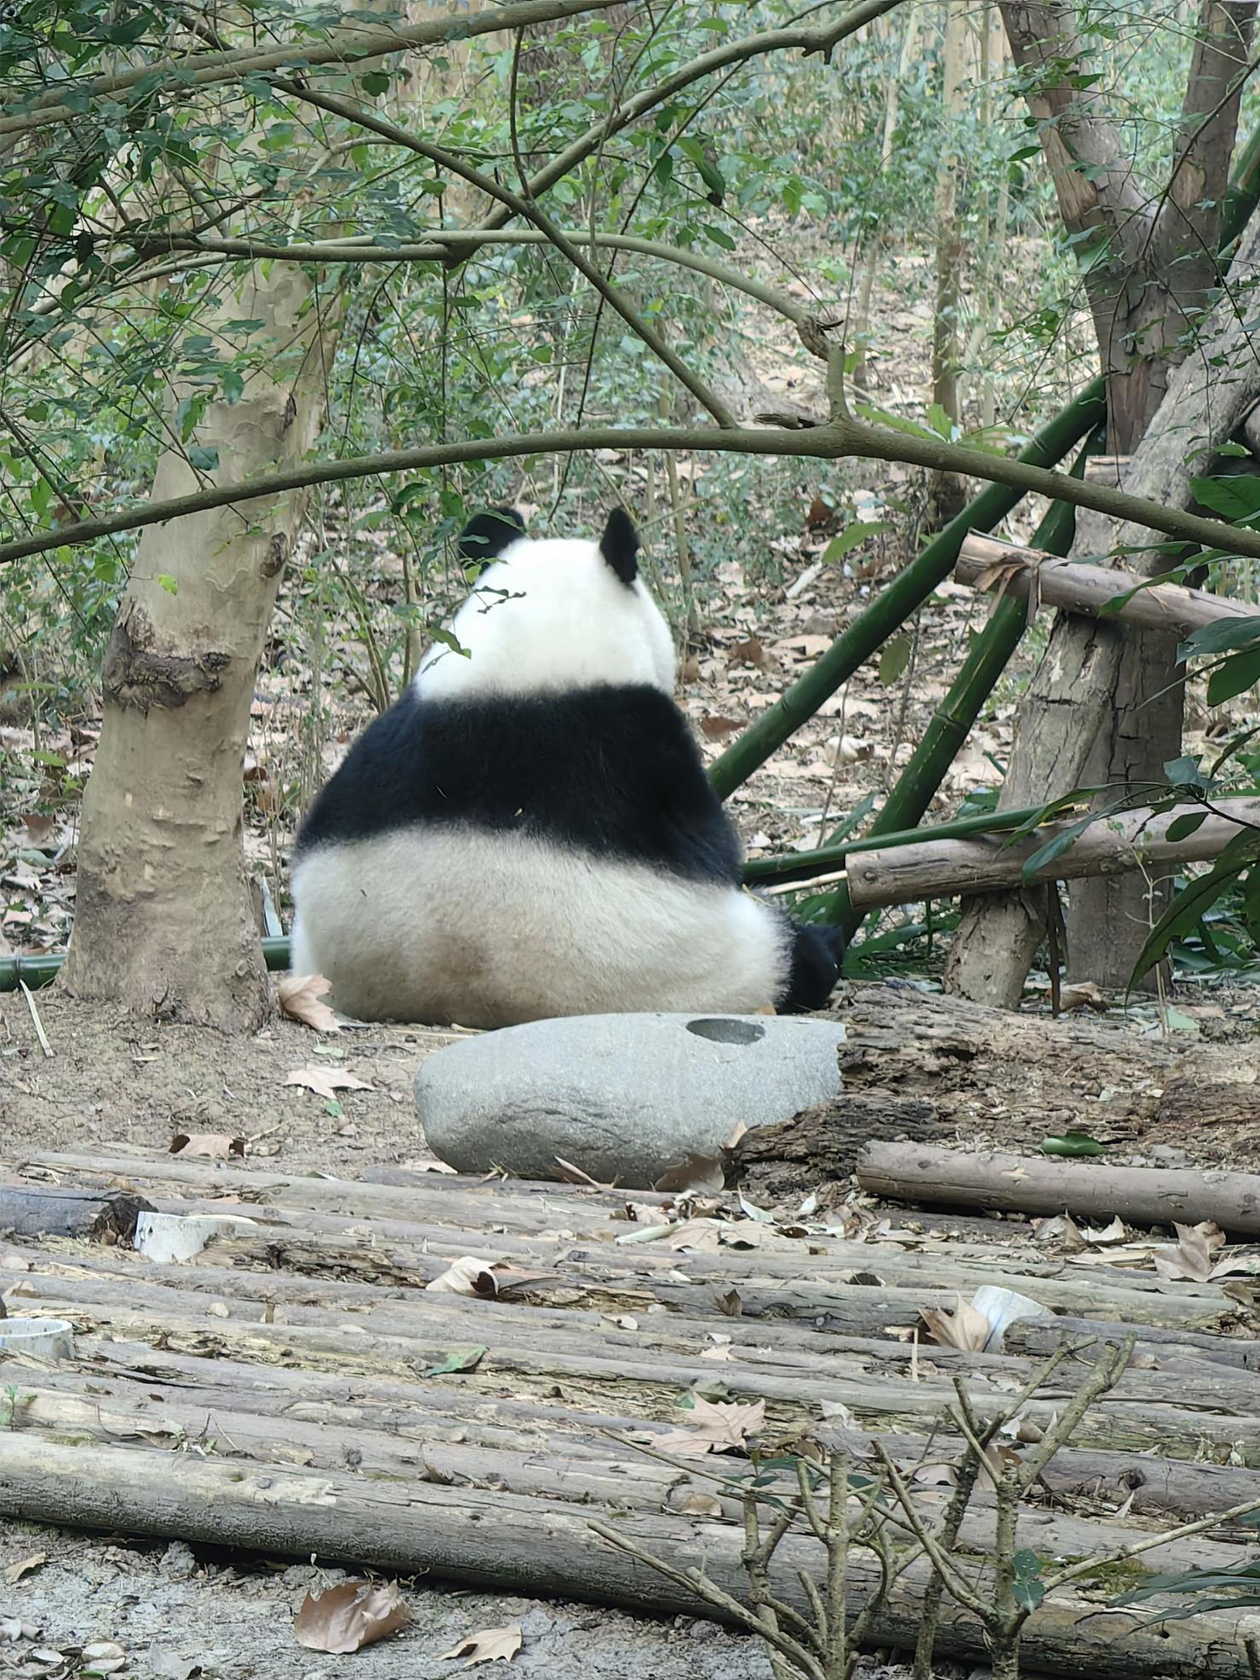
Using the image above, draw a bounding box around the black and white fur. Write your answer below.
[290,507,845,1027]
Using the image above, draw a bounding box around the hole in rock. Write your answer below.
[685,1018,765,1045]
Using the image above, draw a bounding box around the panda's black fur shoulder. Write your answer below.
[295,683,743,886]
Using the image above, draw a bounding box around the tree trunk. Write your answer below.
[850,5,921,391]
[948,211,1260,1005]
[929,0,967,524]
[61,268,340,1029]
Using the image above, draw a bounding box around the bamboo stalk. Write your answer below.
[816,440,1091,929]
[707,381,1106,799]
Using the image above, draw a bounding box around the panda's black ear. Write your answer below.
[457,506,525,561]
[600,507,639,585]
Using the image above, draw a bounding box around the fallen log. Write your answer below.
[0,1186,154,1241]
[50,1335,1260,1527]
[956,533,1257,636]
[13,1259,1260,1419]
[6,1379,1245,1577]
[857,1141,1260,1235]
[845,798,1260,908]
[1,1435,1257,1680]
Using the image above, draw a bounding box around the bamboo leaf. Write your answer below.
[1165,812,1207,842]
[1207,646,1260,705]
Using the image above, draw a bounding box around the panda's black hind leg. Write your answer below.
[779,922,847,1013]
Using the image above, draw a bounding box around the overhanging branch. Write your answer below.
[9,415,1260,568]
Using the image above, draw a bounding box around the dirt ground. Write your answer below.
[0,1524,938,1680]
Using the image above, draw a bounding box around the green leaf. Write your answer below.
[1163,754,1207,788]
[1179,615,1260,661]
[1190,473,1260,521]
[1165,811,1207,842]
[821,521,889,562]
[1130,832,1260,984]
[1208,645,1260,705]
[703,224,737,250]
[423,1345,487,1377]
[360,70,390,95]
[1020,813,1095,879]
[925,402,957,440]
[879,633,912,685]
[187,445,220,471]
[1041,1133,1105,1157]
[156,574,178,596]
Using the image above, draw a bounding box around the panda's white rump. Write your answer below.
[290,826,791,1028]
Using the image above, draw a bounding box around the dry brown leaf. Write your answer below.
[655,1395,766,1456]
[293,1581,411,1653]
[2,1552,45,1585]
[169,1133,245,1160]
[663,1217,723,1251]
[920,1295,989,1352]
[425,1256,552,1298]
[1058,981,1108,1013]
[439,1625,523,1668]
[1154,1220,1227,1282]
[22,813,55,844]
[277,972,341,1033]
[285,1066,373,1101]
[673,1490,724,1517]
[1080,1215,1129,1245]
[698,714,742,740]
[653,1153,725,1194]
[1032,1213,1086,1253]
[728,636,767,669]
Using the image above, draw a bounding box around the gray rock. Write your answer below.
[415,1012,845,1188]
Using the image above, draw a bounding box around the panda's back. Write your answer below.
[295,683,740,880]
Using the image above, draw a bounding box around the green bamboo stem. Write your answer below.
[1,937,292,994]
[816,435,1096,929]
[706,382,1105,800]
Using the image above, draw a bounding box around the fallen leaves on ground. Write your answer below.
[285,1066,373,1100]
[1154,1220,1236,1282]
[920,1295,989,1352]
[439,1625,523,1668]
[169,1133,245,1160]
[654,1395,766,1456]
[293,1581,411,1653]
[1,1553,44,1585]
[426,1256,553,1298]
[277,972,340,1032]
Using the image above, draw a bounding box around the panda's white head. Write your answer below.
[415,507,677,700]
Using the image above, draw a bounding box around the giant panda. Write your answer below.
[289,506,845,1028]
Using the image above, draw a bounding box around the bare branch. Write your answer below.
[0,0,632,138]
[281,82,737,425]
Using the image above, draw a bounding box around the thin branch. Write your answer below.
[279,81,737,425]
[466,0,910,239]
[1043,1491,1260,1592]
[0,0,631,137]
[123,227,830,357]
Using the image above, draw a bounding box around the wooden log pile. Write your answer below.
[2,1122,1260,1678]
